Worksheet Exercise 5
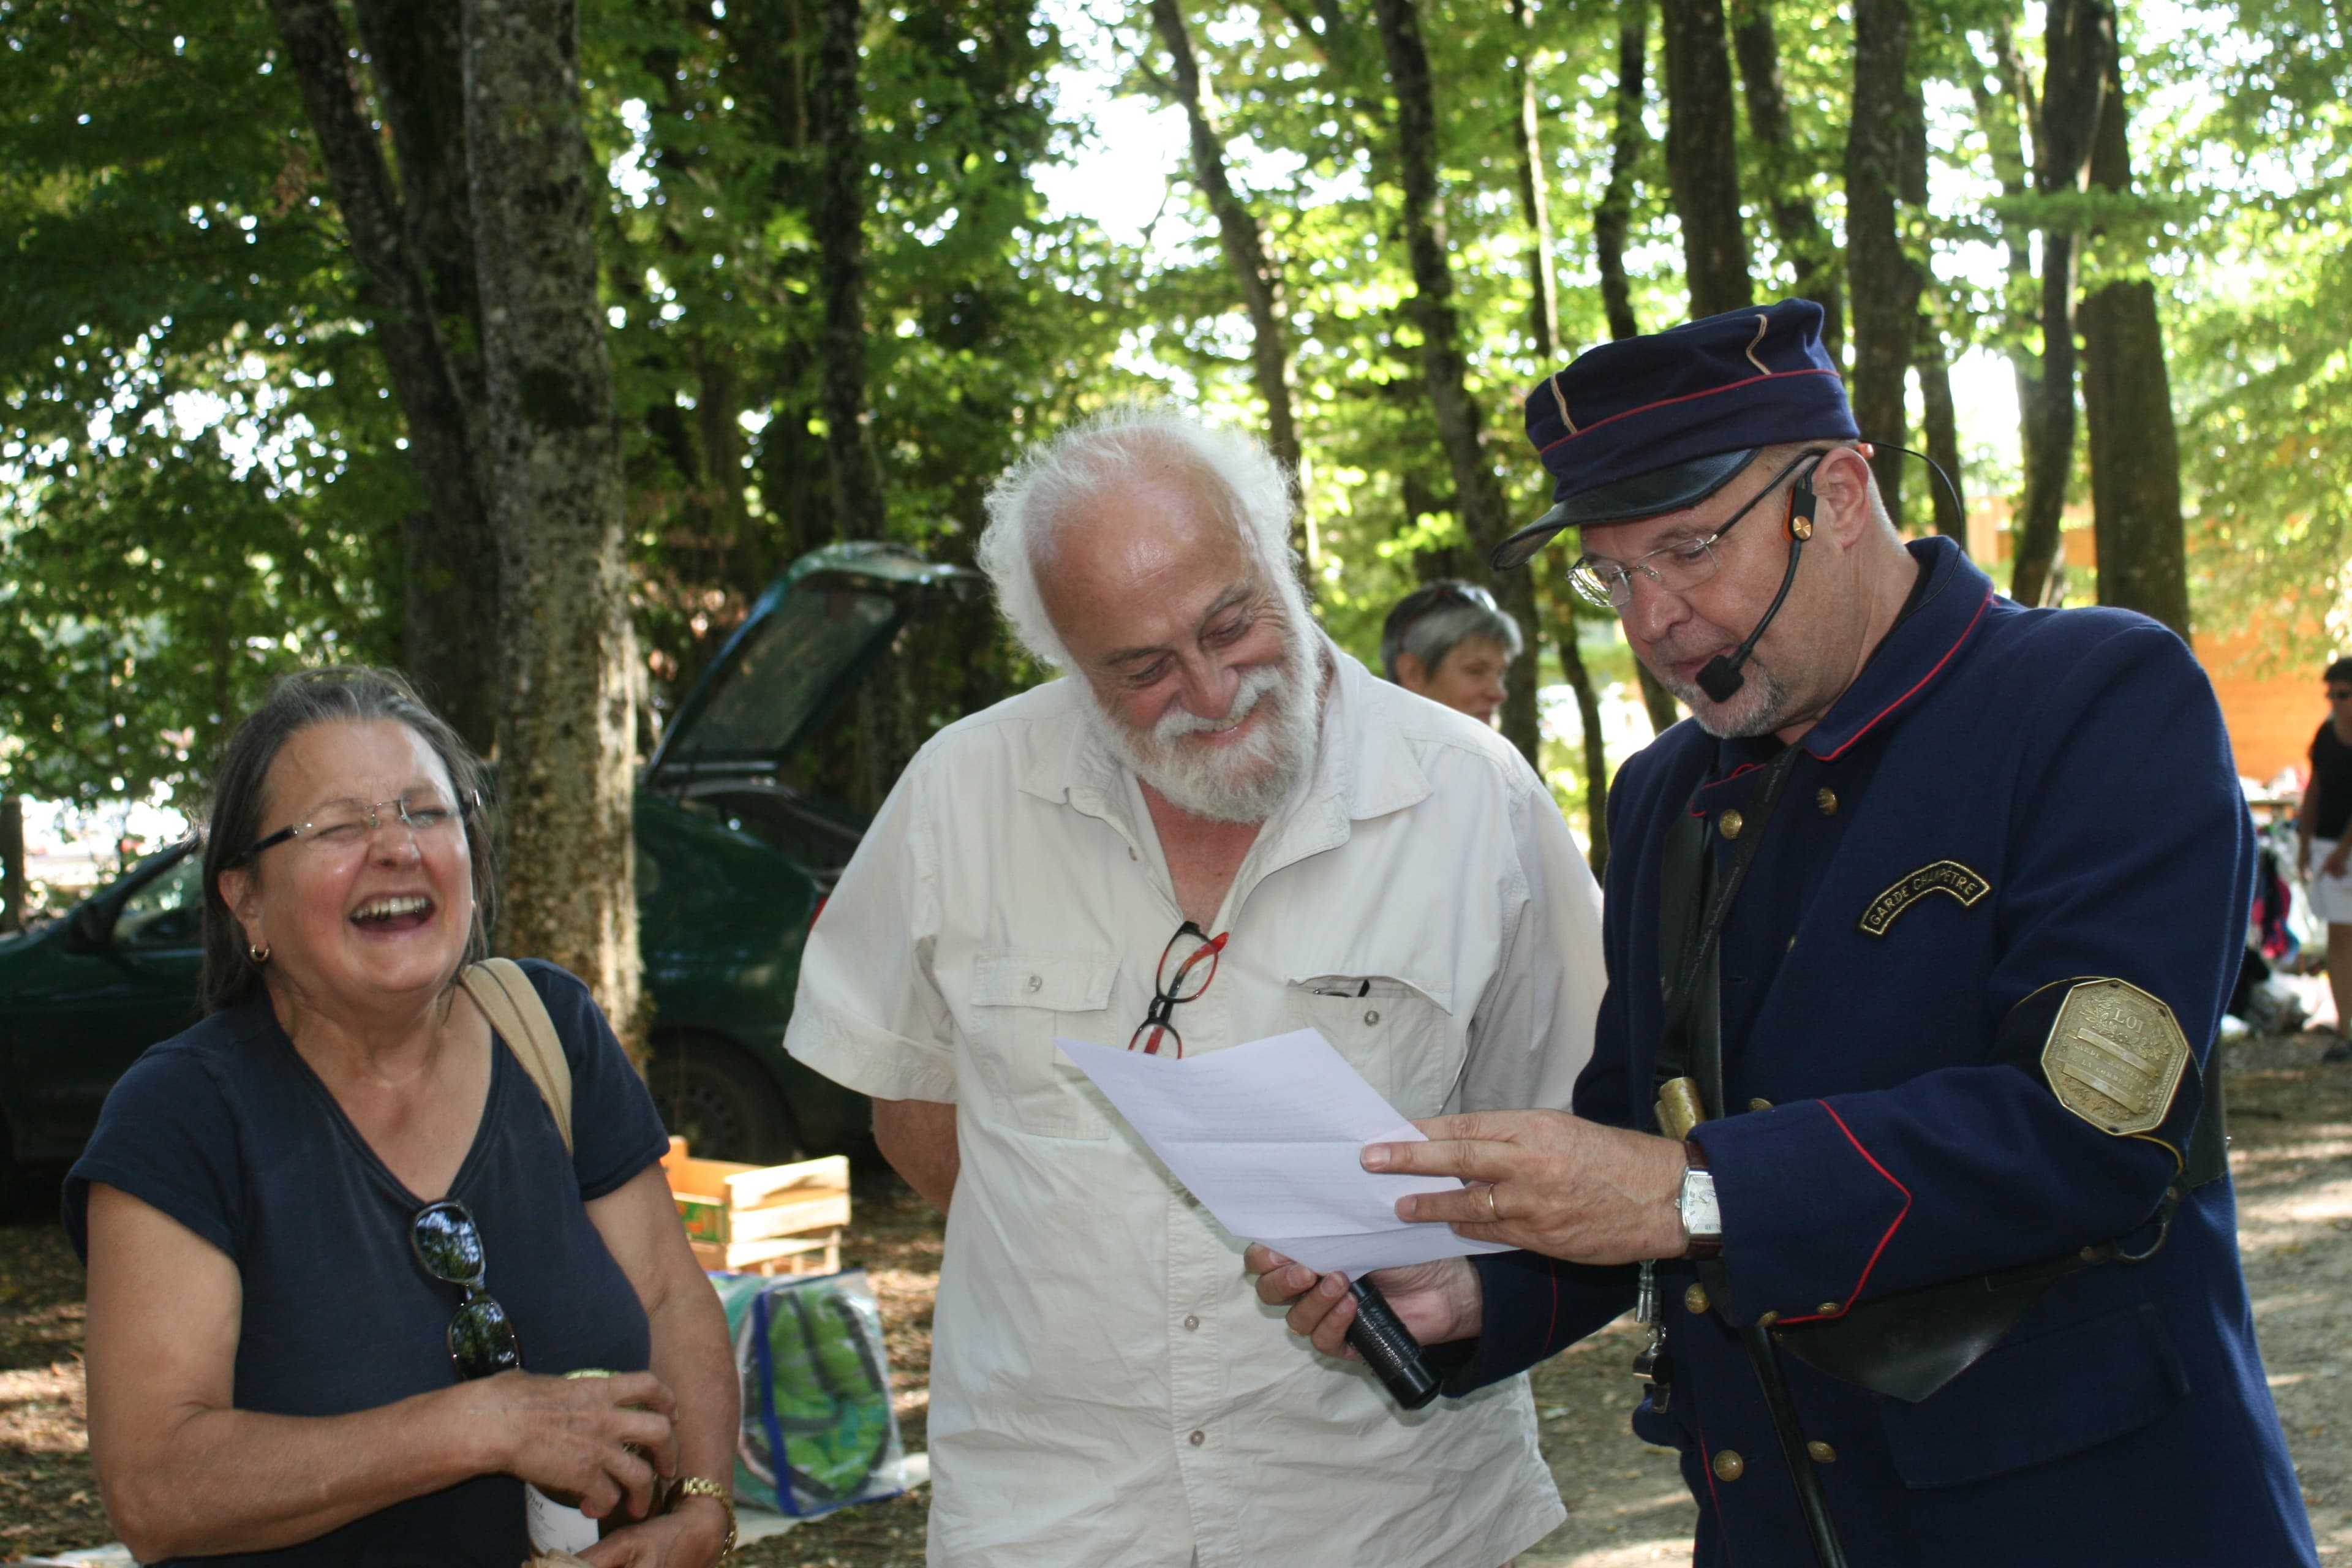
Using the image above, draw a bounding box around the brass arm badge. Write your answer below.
[1858,860,1992,937]
[2041,978,2191,1137]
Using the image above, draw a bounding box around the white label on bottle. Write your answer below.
[526,1483,601,1551]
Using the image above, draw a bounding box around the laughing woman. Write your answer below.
[65,668,737,1566]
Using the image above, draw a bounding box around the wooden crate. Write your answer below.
[662,1137,850,1276]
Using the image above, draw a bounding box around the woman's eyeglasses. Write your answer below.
[1129,921,1228,1058]
[227,790,473,868]
[411,1198,523,1380]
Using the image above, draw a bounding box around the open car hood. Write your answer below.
[642,541,982,793]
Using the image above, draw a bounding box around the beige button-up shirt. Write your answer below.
[786,646,1605,1567]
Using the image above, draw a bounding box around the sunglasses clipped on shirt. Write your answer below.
[411,1197,524,1381]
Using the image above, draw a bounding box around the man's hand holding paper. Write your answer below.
[1054,1028,1516,1277]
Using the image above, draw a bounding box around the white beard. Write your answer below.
[1087,614,1322,825]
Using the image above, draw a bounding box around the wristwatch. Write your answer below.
[668,1476,737,1558]
[1678,1144,1723,1258]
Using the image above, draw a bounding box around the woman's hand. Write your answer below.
[581,1494,731,1567]
[1243,1246,1483,1360]
[469,1370,680,1525]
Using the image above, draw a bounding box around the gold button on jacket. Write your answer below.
[1713,1449,1746,1482]
[1720,809,1745,840]
[1684,1283,1710,1315]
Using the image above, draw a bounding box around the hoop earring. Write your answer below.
[247,943,271,965]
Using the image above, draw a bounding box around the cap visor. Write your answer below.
[1492,448,1761,571]
[1491,508,1574,571]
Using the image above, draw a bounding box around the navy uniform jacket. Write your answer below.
[1452,537,2316,1566]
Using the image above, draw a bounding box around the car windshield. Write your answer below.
[116,851,203,949]
[663,587,897,772]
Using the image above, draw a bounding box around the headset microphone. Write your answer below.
[1695,480,1818,704]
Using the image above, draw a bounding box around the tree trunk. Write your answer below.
[1,797,22,933]
[1370,0,1541,769]
[1151,0,1311,562]
[1658,0,1752,318]
[812,0,887,540]
[1507,0,1561,361]
[268,0,499,749]
[1596,0,1649,342]
[1727,0,1839,358]
[1917,314,1967,538]
[2008,0,2112,609]
[1635,660,1680,734]
[462,0,643,1050]
[1845,0,1919,524]
[1968,25,2045,582]
[2079,55,2189,637]
[1548,585,1611,875]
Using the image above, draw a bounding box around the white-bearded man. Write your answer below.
[781,409,1607,1566]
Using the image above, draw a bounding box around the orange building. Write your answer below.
[1962,502,2321,790]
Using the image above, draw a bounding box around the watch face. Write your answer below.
[1679,1167,1722,1241]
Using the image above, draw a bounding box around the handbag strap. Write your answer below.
[461,958,575,1156]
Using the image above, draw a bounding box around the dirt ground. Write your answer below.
[8,1033,2352,1565]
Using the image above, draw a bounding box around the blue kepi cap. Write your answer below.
[1493,299,1860,570]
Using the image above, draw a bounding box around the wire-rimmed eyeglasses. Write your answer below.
[1566,450,1830,609]
[225,790,473,869]
[1129,921,1229,1058]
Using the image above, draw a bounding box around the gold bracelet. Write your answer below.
[669,1476,737,1558]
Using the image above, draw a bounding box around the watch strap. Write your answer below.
[669,1475,737,1558]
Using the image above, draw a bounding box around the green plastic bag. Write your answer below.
[710,1267,905,1517]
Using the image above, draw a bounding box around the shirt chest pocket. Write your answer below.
[1279,976,1460,1119]
[965,951,1121,1141]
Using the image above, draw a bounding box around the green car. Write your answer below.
[0,542,982,1200]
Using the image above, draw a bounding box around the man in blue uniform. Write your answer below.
[1250,301,2316,1566]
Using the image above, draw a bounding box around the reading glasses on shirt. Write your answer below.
[226,790,471,867]
[1129,921,1229,1059]
[1566,449,1831,609]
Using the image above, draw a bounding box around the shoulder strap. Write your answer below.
[461,958,575,1156]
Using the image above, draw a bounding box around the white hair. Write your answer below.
[978,406,1302,668]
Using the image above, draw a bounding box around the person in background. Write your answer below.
[783,408,1605,1567]
[2296,654,2352,1057]
[69,668,737,1567]
[1379,580,1523,727]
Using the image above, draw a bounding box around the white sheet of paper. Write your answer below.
[1055,1029,1511,1275]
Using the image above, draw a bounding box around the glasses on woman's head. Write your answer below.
[1129,921,1228,1058]
[226,790,471,869]
[1390,581,1501,635]
[1566,450,1831,609]
[411,1198,523,1380]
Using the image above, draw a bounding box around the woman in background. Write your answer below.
[1380,580,1525,727]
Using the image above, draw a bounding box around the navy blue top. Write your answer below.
[1453,538,2316,1567]
[66,960,670,1566]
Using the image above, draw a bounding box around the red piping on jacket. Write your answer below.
[1686,760,1766,816]
[1808,585,1994,763]
[1697,1417,1738,1566]
[1776,1101,1913,1324]
[1539,369,1845,458]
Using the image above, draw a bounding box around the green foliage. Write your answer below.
[0,0,403,804]
[4,0,2350,808]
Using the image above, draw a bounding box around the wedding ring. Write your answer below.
[1483,1186,1501,1221]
